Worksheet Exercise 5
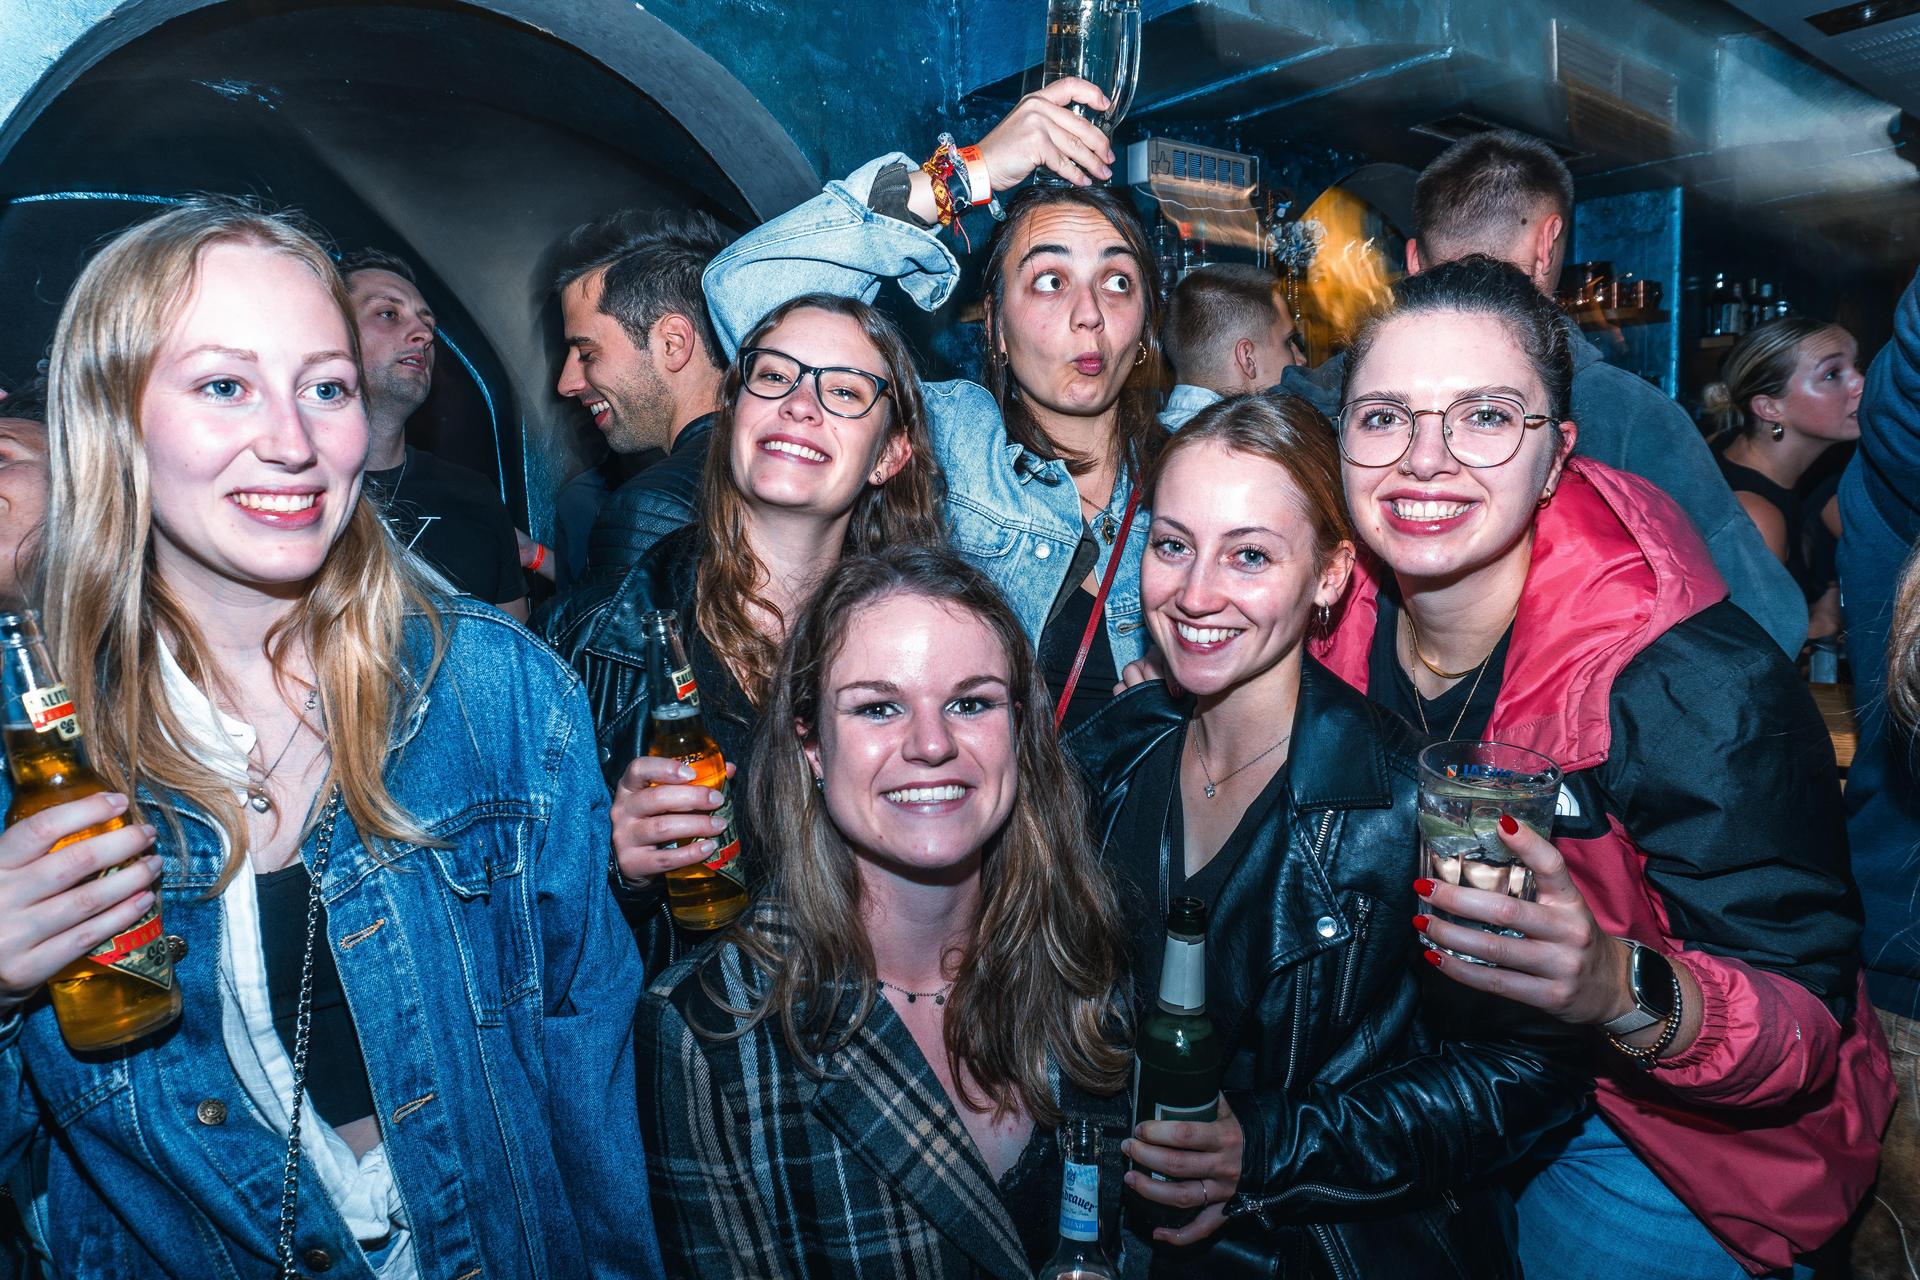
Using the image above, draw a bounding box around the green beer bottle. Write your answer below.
[1130,895,1223,1229]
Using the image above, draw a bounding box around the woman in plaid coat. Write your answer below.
[637,547,1135,1278]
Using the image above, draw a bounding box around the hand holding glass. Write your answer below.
[1417,741,1560,966]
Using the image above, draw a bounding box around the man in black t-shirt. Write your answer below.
[343,250,527,618]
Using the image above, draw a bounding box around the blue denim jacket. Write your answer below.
[0,601,663,1280]
[702,155,1155,668]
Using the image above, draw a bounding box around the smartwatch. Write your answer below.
[1600,938,1677,1037]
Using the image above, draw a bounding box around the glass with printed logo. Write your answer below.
[0,610,181,1050]
[1128,895,1222,1229]
[1417,740,1560,965]
[641,611,747,931]
[1037,1117,1117,1279]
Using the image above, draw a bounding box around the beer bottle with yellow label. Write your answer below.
[641,611,747,931]
[0,611,181,1050]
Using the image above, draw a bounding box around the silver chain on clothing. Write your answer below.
[275,785,343,1280]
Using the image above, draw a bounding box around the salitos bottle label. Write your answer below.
[1,611,181,1050]
[641,611,747,930]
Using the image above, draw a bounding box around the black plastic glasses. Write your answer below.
[739,347,891,420]
[1336,394,1554,469]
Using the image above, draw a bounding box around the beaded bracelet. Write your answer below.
[1605,966,1685,1069]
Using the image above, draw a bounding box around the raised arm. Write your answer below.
[701,79,1118,354]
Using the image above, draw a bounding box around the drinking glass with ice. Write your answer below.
[1416,741,1561,966]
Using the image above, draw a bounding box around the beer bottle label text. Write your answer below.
[86,905,175,991]
[22,684,79,741]
[671,665,700,706]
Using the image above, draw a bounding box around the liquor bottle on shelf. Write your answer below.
[1706,273,1732,337]
[1,610,181,1050]
[1035,1118,1118,1279]
[641,611,747,931]
[1749,282,1775,332]
[1128,895,1223,1229]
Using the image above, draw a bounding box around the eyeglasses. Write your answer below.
[1336,395,1554,469]
[739,348,891,420]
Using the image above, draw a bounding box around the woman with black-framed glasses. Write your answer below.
[1313,255,1890,1280]
[544,294,947,971]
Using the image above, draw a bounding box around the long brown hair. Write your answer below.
[43,197,443,885]
[1891,546,1920,733]
[694,294,945,705]
[980,184,1168,482]
[718,545,1131,1123]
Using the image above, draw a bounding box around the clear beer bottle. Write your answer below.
[640,611,747,931]
[0,611,180,1050]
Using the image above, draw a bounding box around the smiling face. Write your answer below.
[556,267,674,454]
[1144,440,1351,699]
[807,592,1019,881]
[1765,327,1863,443]
[347,268,434,419]
[993,204,1148,421]
[1340,308,1573,590]
[727,307,909,520]
[139,239,368,601]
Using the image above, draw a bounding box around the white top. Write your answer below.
[1157,383,1224,431]
[155,644,416,1277]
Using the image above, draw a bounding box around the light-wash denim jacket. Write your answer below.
[702,154,1157,670]
[0,601,663,1280]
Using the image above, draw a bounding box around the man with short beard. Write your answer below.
[552,210,732,579]
[343,250,527,620]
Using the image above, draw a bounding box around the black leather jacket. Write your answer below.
[582,414,715,577]
[541,525,760,972]
[1066,662,1591,1280]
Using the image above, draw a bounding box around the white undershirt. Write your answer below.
[155,644,416,1277]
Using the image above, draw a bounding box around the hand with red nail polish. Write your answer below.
[1413,914,1431,933]
[1415,810,1638,1029]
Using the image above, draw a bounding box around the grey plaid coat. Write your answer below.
[636,923,1131,1278]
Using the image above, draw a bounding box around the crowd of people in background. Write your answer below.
[0,75,1914,1280]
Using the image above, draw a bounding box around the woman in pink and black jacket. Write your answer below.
[1313,256,1894,1279]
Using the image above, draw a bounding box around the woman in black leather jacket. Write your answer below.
[544,293,945,968]
[1067,395,1589,1279]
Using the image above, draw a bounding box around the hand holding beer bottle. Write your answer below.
[0,611,178,1048]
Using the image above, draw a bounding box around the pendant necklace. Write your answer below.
[1078,491,1118,544]
[1193,719,1292,800]
[877,977,954,1006]
[248,687,320,815]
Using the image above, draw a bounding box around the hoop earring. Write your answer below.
[1315,603,1332,635]
[1537,486,1556,509]
[1770,423,1785,442]
[1133,345,1148,368]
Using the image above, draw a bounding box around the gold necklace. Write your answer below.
[1400,609,1506,742]
[1403,607,1484,680]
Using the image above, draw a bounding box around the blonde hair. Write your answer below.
[1891,546,1920,734]
[1702,317,1845,441]
[44,197,443,886]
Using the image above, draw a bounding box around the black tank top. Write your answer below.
[1716,456,1819,602]
[256,862,378,1129]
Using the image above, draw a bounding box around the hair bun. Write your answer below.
[1700,382,1733,415]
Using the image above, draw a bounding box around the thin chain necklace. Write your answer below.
[1401,610,1503,742]
[1077,489,1119,544]
[1193,718,1292,800]
[276,785,343,1279]
[1404,607,1484,680]
[877,977,953,1006]
[247,687,319,815]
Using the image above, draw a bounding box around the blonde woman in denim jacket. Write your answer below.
[0,200,659,1279]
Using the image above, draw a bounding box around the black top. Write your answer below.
[365,446,524,605]
[1367,593,1509,744]
[583,414,717,578]
[1120,727,1294,913]
[1039,585,1119,736]
[256,862,376,1130]
[1715,453,1840,604]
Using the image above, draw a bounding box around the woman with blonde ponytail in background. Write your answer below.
[1704,316,1864,646]
[0,197,661,1278]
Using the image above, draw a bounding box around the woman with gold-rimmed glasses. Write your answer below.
[1312,254,1889,1280]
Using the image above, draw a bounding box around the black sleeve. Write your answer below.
[584,472,700,576]
[1230,969,1591,1224]
[1598,601,1861,1018]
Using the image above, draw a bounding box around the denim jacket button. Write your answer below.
[194,1099,226,1126]
[1315,915,1338,938]
[302,1246,333,1272]
[165,935,187,963]
[1034,544,1051,560]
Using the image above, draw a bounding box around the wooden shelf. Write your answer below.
[1575,306,1670,330]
